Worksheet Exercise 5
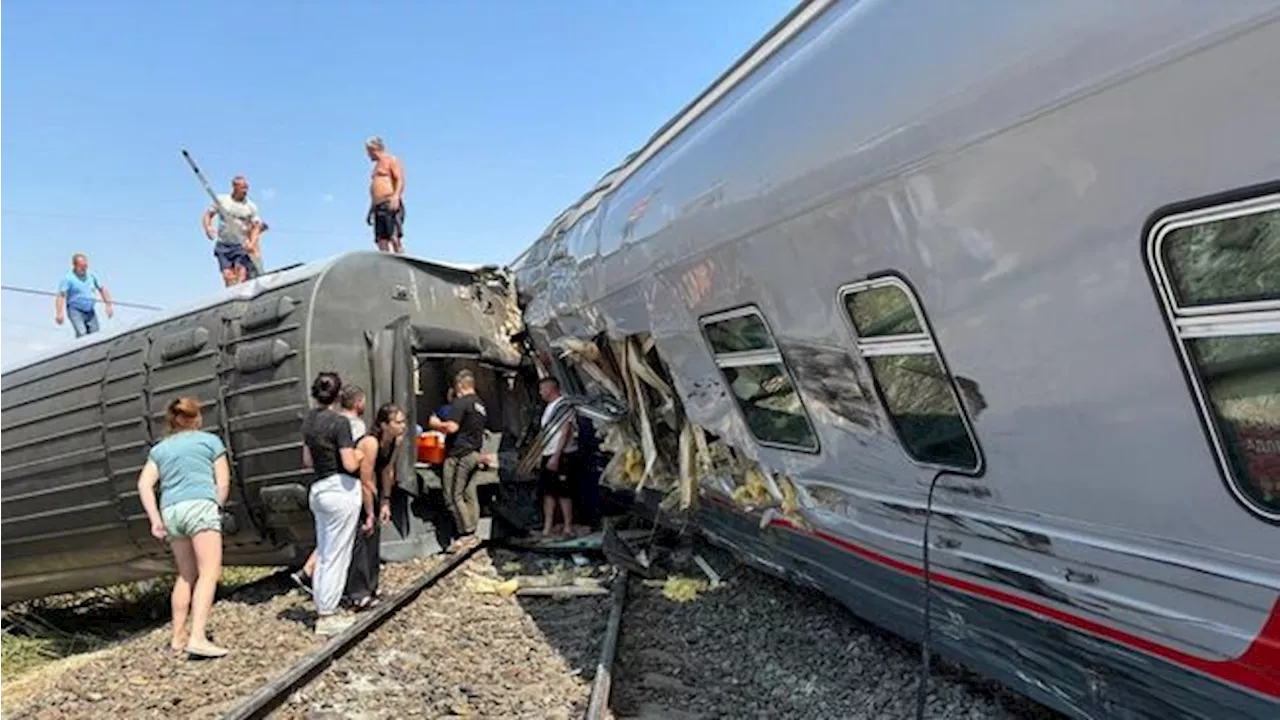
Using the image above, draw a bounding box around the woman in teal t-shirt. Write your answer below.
[137,396,231,658]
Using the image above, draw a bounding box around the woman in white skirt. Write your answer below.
[300,371,365,636]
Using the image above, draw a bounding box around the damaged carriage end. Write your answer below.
[509,316,813,529]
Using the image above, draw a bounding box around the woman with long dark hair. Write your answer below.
[137,396,230,658]
[300,371,365,636]
[345,402,407,608]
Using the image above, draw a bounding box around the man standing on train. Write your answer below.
[54,253,114,338]
[365,136,406,254]
[202,175,265,287]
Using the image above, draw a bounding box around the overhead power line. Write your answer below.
[1,285,165,311]
[0,208,350,239]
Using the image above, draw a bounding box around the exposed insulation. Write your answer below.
[553,330,809,522]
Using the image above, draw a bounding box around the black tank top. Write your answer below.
[365,434,397,481]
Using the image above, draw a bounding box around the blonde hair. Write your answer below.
[165,397,203,434]
[365,136,385,150]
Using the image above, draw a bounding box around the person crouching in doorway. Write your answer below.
[537,377,581,538]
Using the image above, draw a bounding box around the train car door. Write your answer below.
[367,316,431,558]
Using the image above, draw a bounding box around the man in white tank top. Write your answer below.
[537,377,580,537]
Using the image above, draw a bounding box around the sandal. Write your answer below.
[185,642,229,659]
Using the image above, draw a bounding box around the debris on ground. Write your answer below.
[643,576,712,604]
[278,548,610,720]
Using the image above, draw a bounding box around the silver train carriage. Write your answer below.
[508,1,1280,718]
[0,252,544,605]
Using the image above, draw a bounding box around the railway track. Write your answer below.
[220,543,630,720]
[4,539,1065,720]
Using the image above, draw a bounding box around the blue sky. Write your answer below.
[1,0,795,367]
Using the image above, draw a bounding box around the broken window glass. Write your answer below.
[1150,193,1280,519]
[701,309,819,452]
[1161,206,1280,307]
[841,278,981,472]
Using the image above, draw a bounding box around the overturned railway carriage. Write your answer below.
[1,252,534,605]
[511,1,1280,718]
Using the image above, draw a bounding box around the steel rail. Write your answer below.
[221,543,485,720]
[584,568,629,720]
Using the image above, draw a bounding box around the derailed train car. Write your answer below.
[509,1,1280,718]
[1,252,537,605]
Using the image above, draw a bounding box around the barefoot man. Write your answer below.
[202,175,264,287]
[365,136,406,254]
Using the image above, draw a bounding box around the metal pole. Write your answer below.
[0,285,164,311]
[585,568,628,720]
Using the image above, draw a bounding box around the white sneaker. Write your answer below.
[315,613,355,637]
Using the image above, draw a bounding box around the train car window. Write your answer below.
[700,307,819,453]
[840,277,980,472]
[704,312,776,353]
[1149,192,1280,520]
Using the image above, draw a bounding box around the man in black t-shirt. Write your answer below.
[432,370,487,553]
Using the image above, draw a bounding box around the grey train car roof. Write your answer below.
[0,253,485,377]
[0,251,516,604]
[512,0,833,266]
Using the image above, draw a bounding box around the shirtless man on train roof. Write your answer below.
[365,136,406,254]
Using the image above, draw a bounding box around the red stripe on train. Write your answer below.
[701,497,1280,698]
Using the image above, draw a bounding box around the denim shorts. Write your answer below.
[161,499,223,538]
[213,241,254,272]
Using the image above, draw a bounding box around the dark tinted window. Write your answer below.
[842,279,980,472]
[867,354,978,469]
[845,284,923,337]
[1187,334,1280,512]
[702,308,819,452]
[721,363,819,452]
[1149,192,1280,520]
[704,313,776,354]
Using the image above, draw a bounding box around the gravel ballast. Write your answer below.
[1,558,441,720]
[4,542,1066,719]
[608,543,1063,720]
[277,548,610,720]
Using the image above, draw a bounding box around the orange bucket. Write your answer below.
[417,431,446,465]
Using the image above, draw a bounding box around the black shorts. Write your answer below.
[539,454,576,500]
[372,200,405,242]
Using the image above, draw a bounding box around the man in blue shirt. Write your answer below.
[55,253,114,338]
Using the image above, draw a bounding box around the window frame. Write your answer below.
[699,305,821,454]
[1146,189,1280,522]
[838,274,984,475]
